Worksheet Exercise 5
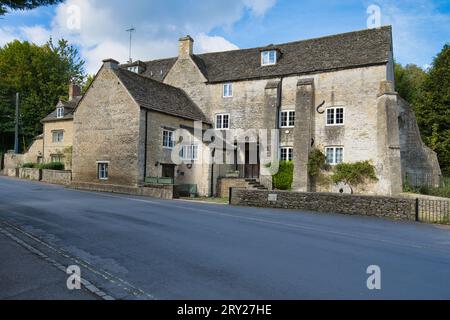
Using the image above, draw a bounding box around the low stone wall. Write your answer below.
[217,178,250,198]
[3,153,24,171]
[70,182,173,200]
[41,170,72,185]
[231,189,417,221]
[19,168,41,181]
[6,168,18,178]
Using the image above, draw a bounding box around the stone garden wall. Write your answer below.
[230,189,416,221]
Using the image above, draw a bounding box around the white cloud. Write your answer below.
[20,26,51,45]
[1,0,277,73]
[376,0,450,65]
[196,33,240,53]
[0,27,18,46]
[244,0,277,16]
[46,0,277,73]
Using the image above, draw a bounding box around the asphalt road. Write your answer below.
[0,176,449,300]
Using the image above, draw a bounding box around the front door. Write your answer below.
[161,164,175,180]
[244,143,260,179]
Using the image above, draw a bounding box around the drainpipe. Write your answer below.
[210,148,216,197]
[276,77,283,131]
[143,110,148,181]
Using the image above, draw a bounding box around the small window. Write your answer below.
[56,107,64,119]
[280,147,294,161]
[261,50,277,66]
[98,162,109,180]
[128,66,139,73]
[162,130,174,149]
[52,131,64,143]
[50,154,62,163]
[223,83,233,98]
[215,113,230,130]
[180,145,199,161]
[280,110,295,128]
[325,147,344,165]
[326,107,345,126]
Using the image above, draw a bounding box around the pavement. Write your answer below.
[0,228,96,300]
[0,176,450,300]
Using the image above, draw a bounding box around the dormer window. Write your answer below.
[128,66,139,73]
[56,107,64,119]
[261,50,277,66]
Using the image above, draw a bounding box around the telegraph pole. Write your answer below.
[14,92,19,154]
[126,27,136,63]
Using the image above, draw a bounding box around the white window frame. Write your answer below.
[162,129,175,149]
[52,130,64,143]
[280,147,294,161]
[56,107,64,119]
[50,154,62,163]
[97,161,109,180]
[325,147,344,165]
[326,107,345,126]
[261,50,277,66]
[279,110,295,128]
[180,145,199,161]
[223,83,233,98]
[215,113,230,130]
[128,66,139,73]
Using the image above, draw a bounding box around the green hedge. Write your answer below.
[273,161,294,190]
[21,162,65,171]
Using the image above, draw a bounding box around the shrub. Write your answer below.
[22,163,36,168]
[307,149,330,177]
[331,161,378,189]
[41,162,65,171]
[273,161,294,190]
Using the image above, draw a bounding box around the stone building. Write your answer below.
[71,59,211,194]
[17,84,81,169]
[71,26,440,197]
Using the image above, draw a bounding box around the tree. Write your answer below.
[0,0,63,16]
[416,44,450,174]
[394,63,427,105]
[0,39,85,152]
[395,45,450,175]
[82,74,95,94]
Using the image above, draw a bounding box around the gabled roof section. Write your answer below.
[139,26,393,83]
[41,96,81,123]
[122,58,177,82]
[115,68,210,123]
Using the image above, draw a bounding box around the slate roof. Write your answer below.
[115,68,210,123]
[133,26,393,84]
[41,97,81,123]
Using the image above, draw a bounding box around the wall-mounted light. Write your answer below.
[155,161,160,167]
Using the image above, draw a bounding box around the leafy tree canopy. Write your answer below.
[395,44,450,174]
[0,39,85,152]
[0,0,62,15]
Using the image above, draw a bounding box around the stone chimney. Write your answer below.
[102,58,119,70]
[179,35,194,58]
[68,83,81,101]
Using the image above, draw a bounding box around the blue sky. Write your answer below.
[1,0,449,73]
